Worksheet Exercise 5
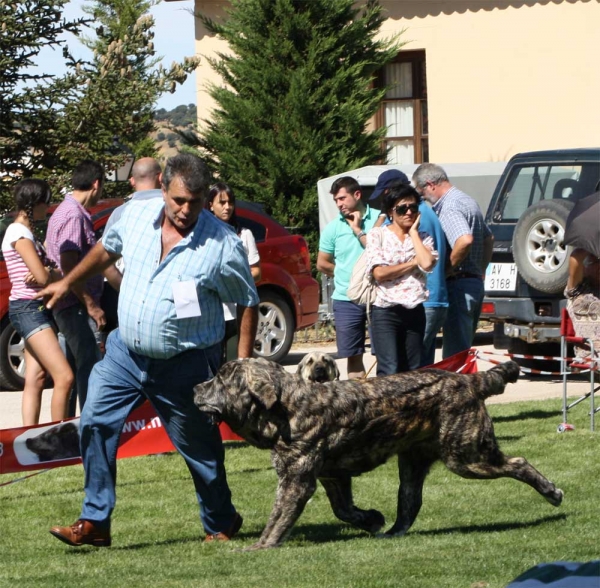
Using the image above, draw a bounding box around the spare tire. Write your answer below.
[512,199,574,294]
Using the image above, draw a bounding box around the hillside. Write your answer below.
[152,103,198,161]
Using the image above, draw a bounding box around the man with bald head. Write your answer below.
[129,156,162,191]
[104,157,163,232]
[102,158,164,331]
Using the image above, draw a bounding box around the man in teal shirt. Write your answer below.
[317,176,379,379]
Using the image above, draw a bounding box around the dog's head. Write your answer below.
[297,352,340,383]
[25,422,80,462]
[194,358,291,448]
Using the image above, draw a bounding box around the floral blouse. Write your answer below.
[365,226,438,309]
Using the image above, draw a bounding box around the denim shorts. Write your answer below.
[332,299,369,358]
[9,299,55,340]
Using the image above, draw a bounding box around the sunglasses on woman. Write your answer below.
[394,203,419,216]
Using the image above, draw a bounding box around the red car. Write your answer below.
[0,199,319,391]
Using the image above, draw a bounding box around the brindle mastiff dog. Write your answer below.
[194,358,563,550]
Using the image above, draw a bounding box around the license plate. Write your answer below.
[485,263,517,292]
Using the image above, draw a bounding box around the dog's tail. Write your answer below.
[471,361,520,400]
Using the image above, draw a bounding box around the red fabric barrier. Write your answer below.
[421,348,478,374]
[0,350,477,475]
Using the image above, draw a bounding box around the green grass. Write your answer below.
[1,398,598,588]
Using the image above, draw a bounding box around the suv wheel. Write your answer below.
[254,291,295,363]
[0,321,26,391]
[512,200,574,294]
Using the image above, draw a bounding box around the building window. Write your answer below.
[376,50,428,165]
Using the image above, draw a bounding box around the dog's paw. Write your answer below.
[375,528,407,539]
[361,509,386,533]
[382,523,409,537]
[546,487,564,507]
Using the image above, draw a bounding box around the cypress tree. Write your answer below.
[196,0,400,255]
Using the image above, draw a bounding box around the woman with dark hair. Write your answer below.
[1,179,73,425]
[209,182,261,362]
[365,184,438,375]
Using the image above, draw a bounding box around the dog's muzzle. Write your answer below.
[311,367,330,383]
[196,403,222,426]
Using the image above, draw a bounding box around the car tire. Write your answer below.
[0,320,26,391]
[512,199,574,294]
[254,291,295,363]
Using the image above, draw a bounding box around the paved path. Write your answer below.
[0,335,591,430]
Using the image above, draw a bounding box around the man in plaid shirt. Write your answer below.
[413,163,494,358]
[45,160,118,416]
[39,153,258,548]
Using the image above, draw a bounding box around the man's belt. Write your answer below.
[447,272,482,281]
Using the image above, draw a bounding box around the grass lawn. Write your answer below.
[1,398,598,588]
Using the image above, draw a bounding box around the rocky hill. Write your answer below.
[152,104,198,161]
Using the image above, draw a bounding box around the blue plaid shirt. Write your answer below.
[102,199,259,359]
[433,186,492,277]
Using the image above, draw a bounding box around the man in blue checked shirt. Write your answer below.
[413,163,494,359]
[38,153,258,547]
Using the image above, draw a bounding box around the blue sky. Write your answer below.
[32,0,198,111]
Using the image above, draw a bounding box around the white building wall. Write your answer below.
[190,0,600,162]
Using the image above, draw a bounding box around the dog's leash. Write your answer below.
[363,359,377,380]
[0,469,51,488]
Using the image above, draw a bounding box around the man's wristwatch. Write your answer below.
[356,230,366,239]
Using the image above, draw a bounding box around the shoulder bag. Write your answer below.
[347,229,381,309]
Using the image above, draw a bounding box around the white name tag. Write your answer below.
[223,302,236,321]
[172,280,201,319]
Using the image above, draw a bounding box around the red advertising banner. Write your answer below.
[0,350,476,476]
[0,402,176,475]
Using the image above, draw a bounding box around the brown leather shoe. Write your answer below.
[204,513,243,542]
[50,519,111,547]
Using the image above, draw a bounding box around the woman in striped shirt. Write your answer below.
[1,179,73,425]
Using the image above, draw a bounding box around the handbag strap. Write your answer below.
[364,226,383,324]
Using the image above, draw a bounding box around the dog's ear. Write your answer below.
[330,359,340,381]
[296,353,310,375]
[246,362,281,410]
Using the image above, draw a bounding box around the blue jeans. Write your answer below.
[79,329,236,535]
[370,304,425,376]
[420,306,448,367]
[442,278,484,358]
[54,304,101,417]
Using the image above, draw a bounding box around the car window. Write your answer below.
[0,216,11,262]
[492,163,598,222]
[238,217,266,243]
[93,208,119,240]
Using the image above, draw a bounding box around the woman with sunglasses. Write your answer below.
[1,179,73,425]
[365,184,438,375]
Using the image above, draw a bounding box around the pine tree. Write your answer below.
[0,0,85,207]
[53,0,199,194]
[0,0,199,205]
[194,0,400,254]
